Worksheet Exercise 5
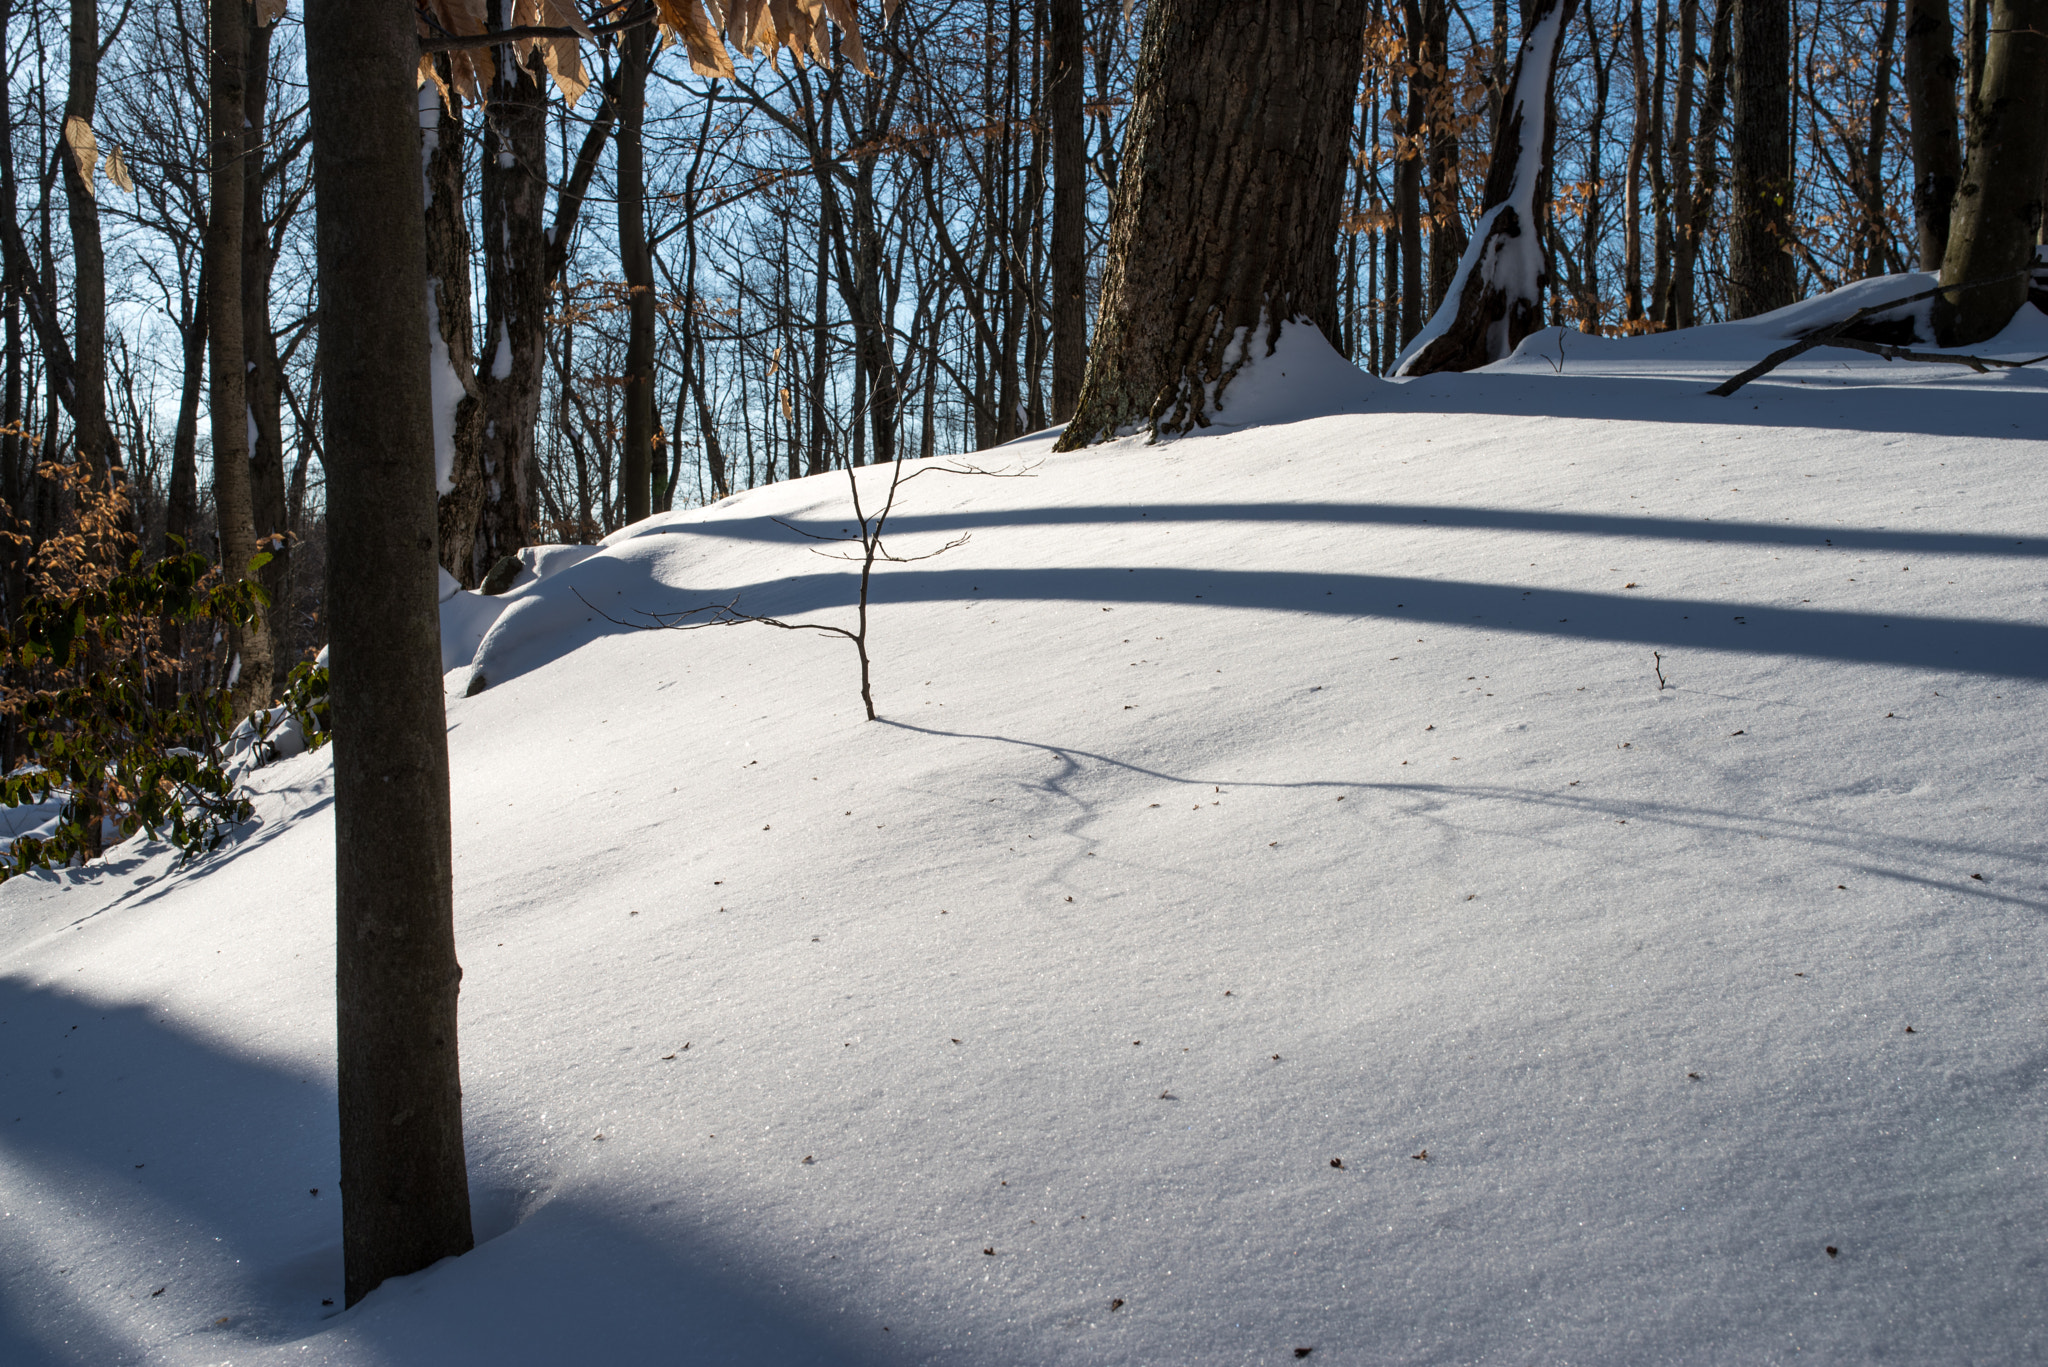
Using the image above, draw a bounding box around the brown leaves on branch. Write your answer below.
[417,0,889,109]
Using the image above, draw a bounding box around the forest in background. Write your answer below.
[2,0,1976,617]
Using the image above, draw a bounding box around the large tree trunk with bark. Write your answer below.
[1934,0,2048,343]
[1049,0,1087,424]
[303,0,473,1308]
[1396,0,1579,375]
[209,0,272,711]
[617,21,656,523]
[473,12,549,567]
[423,80,488,584]
[1726,0,1796,316]
[1055,0,1367,449]
[1902,0,1964,268]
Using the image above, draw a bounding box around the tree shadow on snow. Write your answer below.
[880,720,2048,916]
[0,977,883,1366]
[645,502,2045,561]
[661,565,2048,682]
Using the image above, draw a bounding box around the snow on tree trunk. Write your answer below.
[1394,0,1578,377]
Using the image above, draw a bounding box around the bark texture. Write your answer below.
[1901,0,1963,269]
[208,0,272,711]
[474,18,548,565]
[243,9,292,684]
[1055,0,1367,450]
[1049,0,1087,423]
[1397,0,1579,375]
[62,0,116,478]
[617,21,656,525]
[303,0,473,1308]
[1727,0,1796,317]
[423,81,488,585]
[1934,0,2048,343]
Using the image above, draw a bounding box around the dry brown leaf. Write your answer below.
[105,146,134,193]
[778,386,794,422]
[62,116,99,194]
[253,0,287,27]
[656,0,736,78]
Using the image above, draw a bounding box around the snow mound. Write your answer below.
[9,306,2048,1365]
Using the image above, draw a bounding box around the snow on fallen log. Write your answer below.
[1394,0,1578,377]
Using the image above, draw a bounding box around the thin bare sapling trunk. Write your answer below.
[580,457,1033,720]
[1396,0,1579,375]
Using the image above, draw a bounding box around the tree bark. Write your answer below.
[1397,0,1580,374]
[423,79,489,584]
[1624,0,1649,322]
[1056,0,1367,448]
[618,20,656,522]
[1860,0,1900,278]
[1671,0,1730,328]
[1934,0,2048,343]
[474,9,549,568]
[209,0,273,711]
[302,0,473,1308]
[1057,0,1368,448]
[1727,0,1796,316]
[243,6,292,682]
[1662,0,1699,326]
[1422,0,1466,312]
[62,0,118,480]
[1050,0,1087,423]
[1902,0,1962,268]
[165,260,207,554]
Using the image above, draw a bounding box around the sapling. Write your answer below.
[583,448,1033,720]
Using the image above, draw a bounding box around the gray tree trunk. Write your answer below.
[423,77,488,585]
[1049,0,1087,424]
[1934,0,2048,343]
[62,0,116,479]
[1727,0,1797,316]
[209,0,272,711]
[302,0,474,1308]
[618,21,656,523]
[1902,0,1963,268]
[1056,0,1367,448]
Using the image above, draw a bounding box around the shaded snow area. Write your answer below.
[4,311,2046,1365]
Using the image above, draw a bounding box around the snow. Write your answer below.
[424,285,465,498]
[4,300,2047,1364]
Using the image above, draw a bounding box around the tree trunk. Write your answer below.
[302,0,473,1308]
[1860,0,1901,278]
[423,81,489,585]
[1934,0,2048,343]
[165,261,207,553]
[1663,0,1699,326]
[243,6,292,682]
[1396,24,1426,342]
[1727,0,1796,316]
[1423,0,1466,312]
[209,0,272,712]
[1055,0,1368,449]
[1050,0,1087,424]
[618,20,656,521]
[1646,0,1673,317]
[1397,0,1580,374]
[1671,0,1730,327]
[474,10,549,568]
[1624,0,1649,322]
[63,0,117,480]
[1902,0,1962,269]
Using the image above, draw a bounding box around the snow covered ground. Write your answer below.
[3,297,2045,1364]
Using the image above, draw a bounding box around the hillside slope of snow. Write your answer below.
[2,314,2045,1365]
